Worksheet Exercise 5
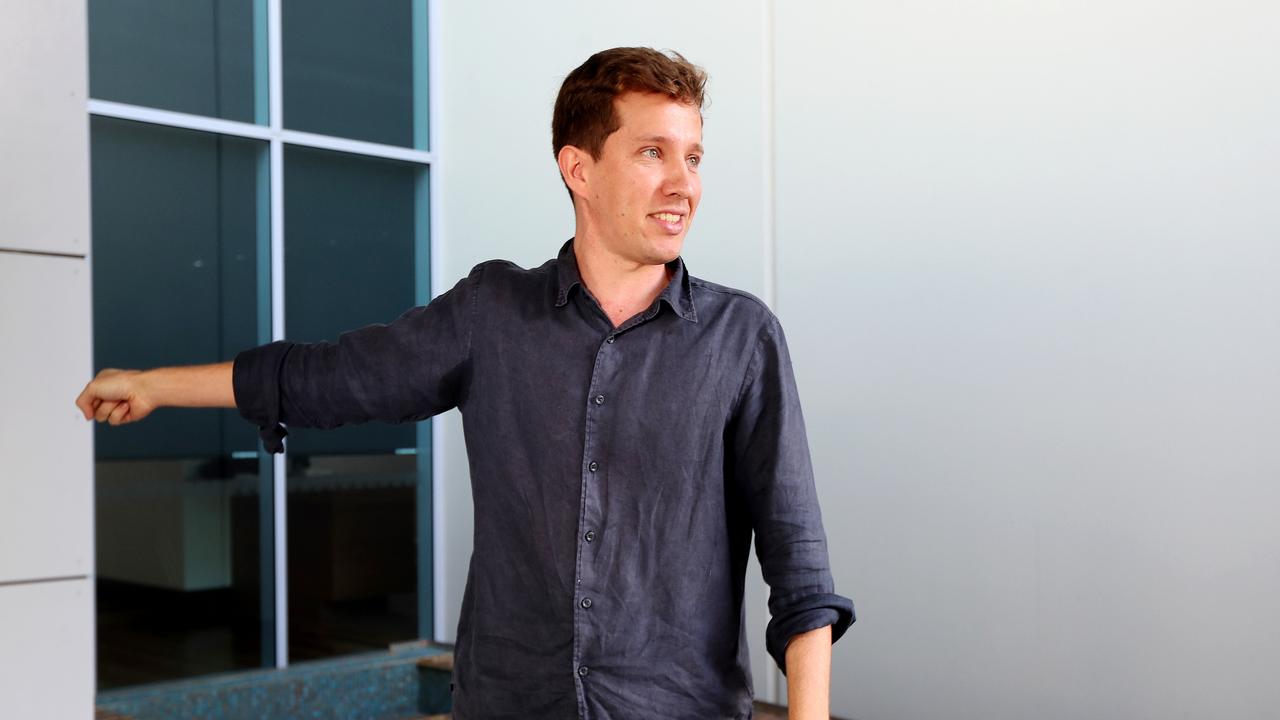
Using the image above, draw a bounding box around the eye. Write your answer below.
[687,155,702,168]
[642,147,660,159]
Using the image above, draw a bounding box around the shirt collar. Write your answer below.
[554,238,698,323]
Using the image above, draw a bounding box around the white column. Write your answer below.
[0,1,95,716]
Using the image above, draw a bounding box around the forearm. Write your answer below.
[141,361,237,409]
[785,624,832,720]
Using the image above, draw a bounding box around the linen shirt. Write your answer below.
[232,238,855,720]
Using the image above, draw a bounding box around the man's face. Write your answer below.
[582,91,704,266]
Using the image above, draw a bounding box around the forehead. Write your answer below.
[611,91,703,141]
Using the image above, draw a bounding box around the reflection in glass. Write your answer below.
[283,145,429,661]
[285,454,420,661]
[89,0,265,123]
[283,0,426,148]
[90,117,274,688]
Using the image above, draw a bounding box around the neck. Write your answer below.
[573,234,674,329]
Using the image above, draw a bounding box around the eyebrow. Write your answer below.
[637,135,704,154]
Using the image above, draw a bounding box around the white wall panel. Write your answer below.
[0,0,90,256]
[436,0,782,699]
[0,253,94,583]
[774,2,1280,718]
[0,1,95,717]
[0,579,94,718]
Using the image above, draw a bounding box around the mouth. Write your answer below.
[648,211,687,234]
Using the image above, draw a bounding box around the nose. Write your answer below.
[662,156,695,199]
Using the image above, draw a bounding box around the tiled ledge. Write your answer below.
[96,644,453,720]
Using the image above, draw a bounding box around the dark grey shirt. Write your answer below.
[233,239,854,720]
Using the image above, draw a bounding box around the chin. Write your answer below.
[646,237,685,265]
[643,250,681,267]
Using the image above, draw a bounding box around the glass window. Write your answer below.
[89,0,434,688]
[282,146,420,458]
[89,0,265,123]
[282,145,428,660]
[282,0,423,147]
[90,116,275,687]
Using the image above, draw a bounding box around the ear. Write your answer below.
[557,145,592,202]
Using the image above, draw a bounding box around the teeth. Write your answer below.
[654,213,681,223]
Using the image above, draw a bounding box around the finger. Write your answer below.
[108,401,131,426]
[75,384,97,419]
[95,400,119,423]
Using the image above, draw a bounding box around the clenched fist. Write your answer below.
[75,368,157,426]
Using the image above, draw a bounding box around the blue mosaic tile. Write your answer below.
[97,646,452,720]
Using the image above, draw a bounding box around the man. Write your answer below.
[77,47,854,720]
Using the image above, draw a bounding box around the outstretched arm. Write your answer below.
[75,361,235,426]
[77,264,484,451]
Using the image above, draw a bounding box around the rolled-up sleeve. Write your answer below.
[232,263,482,454]
[731,316,855,675]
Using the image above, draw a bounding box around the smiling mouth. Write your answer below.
[649,212,687,235]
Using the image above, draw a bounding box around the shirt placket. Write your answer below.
[572,325,621,718]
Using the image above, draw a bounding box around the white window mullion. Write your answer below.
[87,100,273,141]
[279,128,434,164]
[427,0,447,647]
[267,0,288,671]
[88,99,434,166]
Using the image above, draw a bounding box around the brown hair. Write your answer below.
[552,47,707,173]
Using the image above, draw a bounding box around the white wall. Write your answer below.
[775,1,1280,719]
[0,1,95,717]
[438,3,1279,718]
[433,0,791,702]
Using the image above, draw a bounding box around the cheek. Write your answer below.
[619,179,647,218]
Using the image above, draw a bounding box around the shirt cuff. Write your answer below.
[232,340,294,455]
[766,592,856,675]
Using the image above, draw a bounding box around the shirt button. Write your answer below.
[584,530,596,542]
[606,336,615,344]
[588,461,599,472]
[594,394,605,405]
[578,665,590,677]
[581,597,593,609]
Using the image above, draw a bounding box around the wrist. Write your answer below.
[135,367,165,408]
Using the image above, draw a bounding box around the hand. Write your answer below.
[75,368,157,426]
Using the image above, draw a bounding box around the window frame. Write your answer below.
[87,0,441,671]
